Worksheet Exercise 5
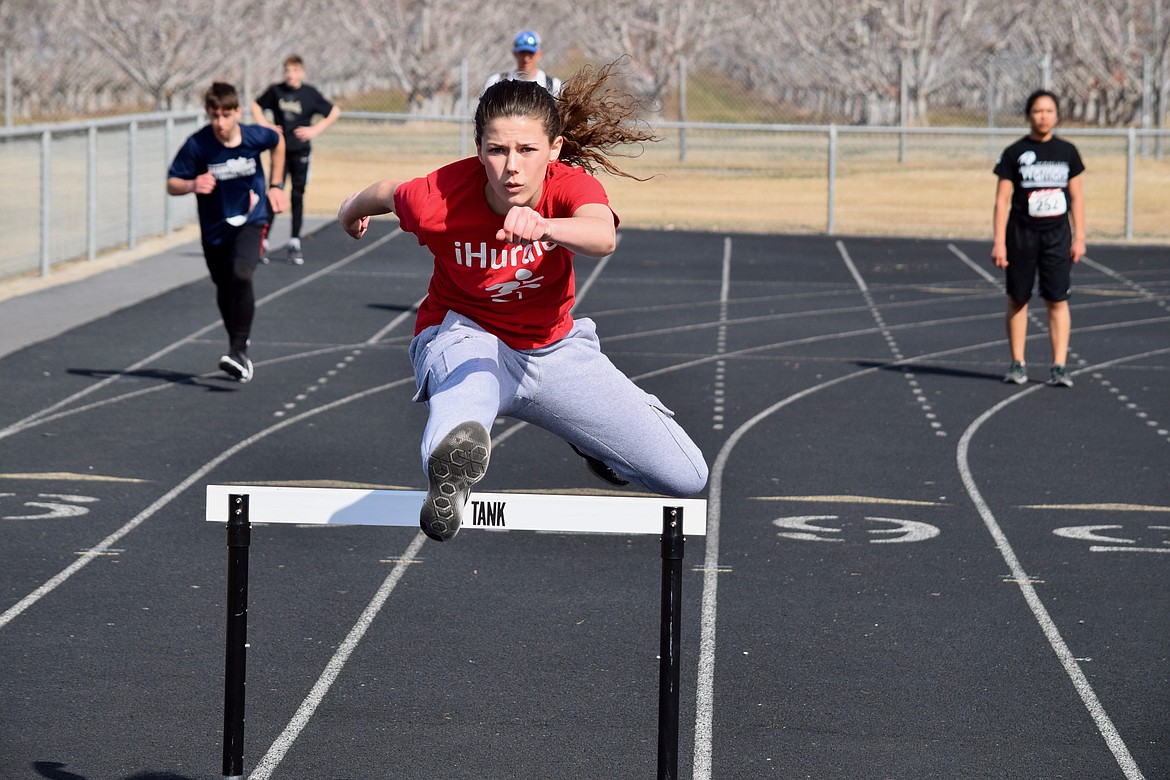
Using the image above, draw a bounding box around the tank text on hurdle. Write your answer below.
[470,499,507,527]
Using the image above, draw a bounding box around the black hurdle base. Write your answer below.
[222,494,250,780]
[657,506,685,780]
[219,495,690,779]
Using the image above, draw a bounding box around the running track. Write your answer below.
[1,223,1167,779]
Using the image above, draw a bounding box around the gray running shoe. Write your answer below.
[569,442,629,487]
[1002,361,1027,385]
[287,244,304,265]
[420,421,491,541]
[1047,364,1074,388]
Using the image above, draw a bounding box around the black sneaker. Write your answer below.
[569,443,629,487]
[287,244,304,265]
[1047,364,1074,388]
[420,421,491,541]
[218,352,254,383]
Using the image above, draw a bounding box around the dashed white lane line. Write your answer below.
[837,240,949,437]
[712,238,732,431]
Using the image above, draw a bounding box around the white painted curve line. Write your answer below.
[693,367,886,780]
[0,229,403,442]
[248,531,427,780]
[691,335,1170,779]
[956,348,1170,780]
[0,378,412,631]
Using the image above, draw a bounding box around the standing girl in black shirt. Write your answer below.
[991,89,1086,387]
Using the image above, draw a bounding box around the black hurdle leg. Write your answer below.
[657,507,685,780]
[223,494,251,780]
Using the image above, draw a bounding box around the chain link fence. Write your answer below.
[3,42,1168,284]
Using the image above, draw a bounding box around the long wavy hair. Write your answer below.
[474,61,657,179]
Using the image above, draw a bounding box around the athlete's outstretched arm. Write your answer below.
[337,179,402,239]
[497,203,616,257]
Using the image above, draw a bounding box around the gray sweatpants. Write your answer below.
[408,311,708,497]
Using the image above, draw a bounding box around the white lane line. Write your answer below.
[712,238,731,430]
[0,229,403,442]
[690,330,1170,780]
[602,292,994,343]
[693,237,733,770]
[957,347,1170,780]
[248,532,428,780]
[0,378,413,631]
[692,361,884,779]
[947,243,1002,286]
[837,240,948,437]
[838,239,869,293]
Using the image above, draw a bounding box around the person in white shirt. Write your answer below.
[482,30,562,97]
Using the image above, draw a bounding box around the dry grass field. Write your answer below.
[303,121,1170,243]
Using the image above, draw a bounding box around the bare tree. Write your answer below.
[336,0,514,114]
[570,0,731,108]
[75,0,277,110]
[1020,0,1156,124]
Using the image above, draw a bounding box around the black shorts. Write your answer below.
[1004,216,1072,303]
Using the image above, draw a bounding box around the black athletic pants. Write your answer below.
[203,223,264,354]
[270,150,311,239]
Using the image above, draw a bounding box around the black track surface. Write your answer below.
[1,223,1167,780]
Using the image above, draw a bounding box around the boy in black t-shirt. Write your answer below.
[251,55,340,265]
[991,90,1086,388]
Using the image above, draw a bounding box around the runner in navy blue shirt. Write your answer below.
[991,89,1086,388]
[251,55,340,265]
[168,82,288,383]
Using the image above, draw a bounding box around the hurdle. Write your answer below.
[206,484,707,780]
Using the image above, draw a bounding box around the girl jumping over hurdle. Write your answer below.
[338,64,709,541]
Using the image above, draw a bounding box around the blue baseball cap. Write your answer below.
[513,30,541,53]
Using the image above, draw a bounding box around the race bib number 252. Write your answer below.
[1028,188,1067,218]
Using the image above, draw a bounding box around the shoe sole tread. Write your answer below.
[420,422,490,541]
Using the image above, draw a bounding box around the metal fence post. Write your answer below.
[826,124,837,236]
[460,58,469,159]
[164,117,174,235]
[4,51,12,128]
[87,126,97,262]
[40,130,51,277]
[1125,127,1135,241]
[678,57,688,164]
[898,57,908,164]
[127,120,138,251]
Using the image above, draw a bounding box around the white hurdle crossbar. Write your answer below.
[207,485,707,780]
[205,484,707,536]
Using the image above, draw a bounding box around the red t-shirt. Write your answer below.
[394,157,618,349]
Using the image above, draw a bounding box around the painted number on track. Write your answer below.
[0,493,99,520]
[773,515,940,544]
[1053,524,1170,554]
